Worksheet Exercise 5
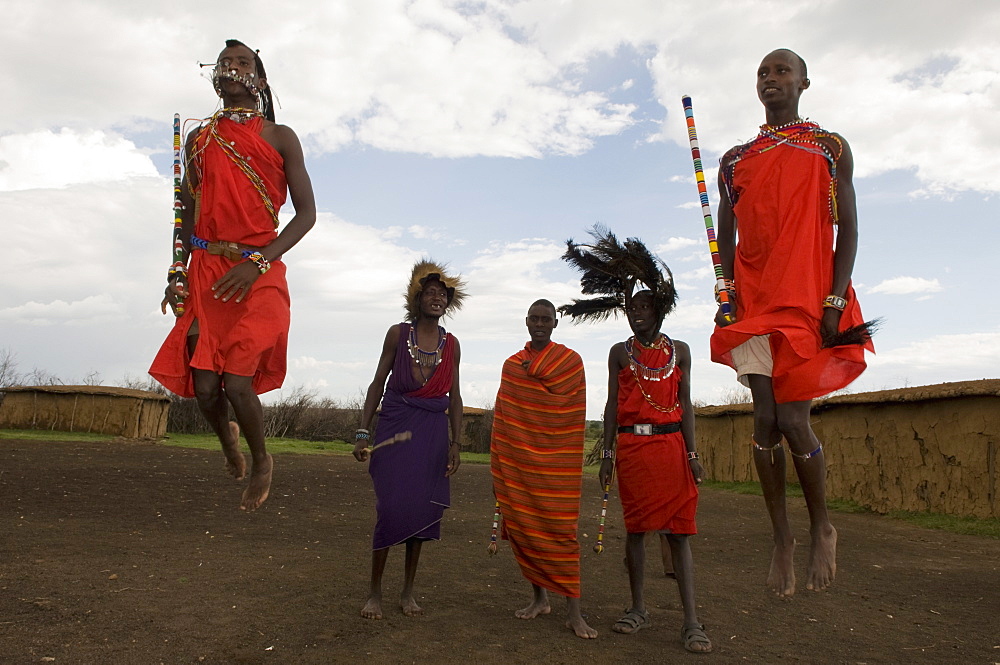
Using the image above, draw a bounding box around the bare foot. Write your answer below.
[240,454,272,511]
[806,524,837,591]
[566,615,597,639]
[767,538,796,598]
[222,422,246,480]
[361,594,382,619]
[514,599,551,619]
[400,595,423,617]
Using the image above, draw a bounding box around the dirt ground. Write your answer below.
[1,438,998,665]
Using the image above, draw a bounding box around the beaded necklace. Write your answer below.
[625,333,676,380]
[407,324,446,382]
[626,334,680,413]
[186,107,279,229]
[722,119,844,225]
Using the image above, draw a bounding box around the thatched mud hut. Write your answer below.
[0,385,169,438]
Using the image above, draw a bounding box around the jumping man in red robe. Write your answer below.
[712,49,874,597]
[151,39,316,511]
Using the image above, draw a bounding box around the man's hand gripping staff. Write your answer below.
[682,96,733,324]
[162,113,189,316]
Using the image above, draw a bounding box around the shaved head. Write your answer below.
[768,48,808,79]
[529,298,557,318]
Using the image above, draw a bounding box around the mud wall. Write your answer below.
[0,385,170,439]
[694,380,1000,519]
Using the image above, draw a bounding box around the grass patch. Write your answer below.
[0,429,116,443]
[886,511,1000,539]
[161,433,496,464]
[701,479,803,498]
[701,478,997,539]
[159,433,356,455]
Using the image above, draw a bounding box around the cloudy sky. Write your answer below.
[2,0,998,417]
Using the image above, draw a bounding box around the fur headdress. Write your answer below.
[558,225,677,322]
[405,259,467,322]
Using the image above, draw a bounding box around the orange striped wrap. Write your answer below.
[490,341,586,598]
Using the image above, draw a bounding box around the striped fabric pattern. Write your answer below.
[491,341,587,598]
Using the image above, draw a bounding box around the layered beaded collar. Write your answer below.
[219,107,263,124]
[625,333,676,381]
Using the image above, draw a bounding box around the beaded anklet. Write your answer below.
[791,444,823,460]
[753,437,822,463]
[752,437,783,465]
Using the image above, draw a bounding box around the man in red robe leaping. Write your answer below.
[151,39,316,511]
[712,48,875,597]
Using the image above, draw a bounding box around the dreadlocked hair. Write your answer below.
[558,224,677,323]
[225,39,275,122]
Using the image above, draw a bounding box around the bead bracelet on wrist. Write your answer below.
[687,451,700,461]
[822,294,846,311]
[602,449,614,460]
[246,251,271,274]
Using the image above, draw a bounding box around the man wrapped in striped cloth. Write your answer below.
[490,299,597,639]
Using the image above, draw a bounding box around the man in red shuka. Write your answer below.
[151,39,316,512]
[711,48,874,597]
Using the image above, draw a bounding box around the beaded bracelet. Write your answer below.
[714,279,736,304]
[602,449,615,460]
[246,251,271,274]
[355,429,371,441]
[687,451,700,461]
[167,263,188,283]
[822,294,846,311]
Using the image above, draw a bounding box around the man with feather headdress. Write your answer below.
[560,227,712,654]
[352,260,465,620]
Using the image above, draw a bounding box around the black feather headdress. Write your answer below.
[558,225,677,322]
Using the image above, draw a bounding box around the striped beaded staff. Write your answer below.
[487,501,500,555]
[593,481,611,553]
[168,113,187,316]
[682,96,732,323]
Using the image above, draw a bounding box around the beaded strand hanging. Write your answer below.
[722,120,843,225]
[627,334,680,414]
[407,324,446,383]
[184,107,279,229]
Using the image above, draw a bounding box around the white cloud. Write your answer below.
[655,236,700,253]
[869,331,1000,370]
[868,276,943,296]
[0,295,127,326]
[0,130,158,191]
[4,1,998,192]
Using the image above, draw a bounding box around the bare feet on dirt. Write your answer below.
[240,453,272,511]
[767,538,796,598]
[566,615,597,639]
[806,524,837,591]
[400,595,423,617]
[361,594,383,619]
[514,599,551,619]
[222,422,246,480]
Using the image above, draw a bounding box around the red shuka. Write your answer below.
[616,342,697,535]
[150,117,289,397]
[710,124,872,403]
